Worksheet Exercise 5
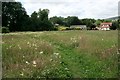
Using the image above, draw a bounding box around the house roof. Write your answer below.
[100,22,112,26]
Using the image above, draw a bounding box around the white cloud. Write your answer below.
[16,0,119,19]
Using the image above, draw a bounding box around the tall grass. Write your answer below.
[2,30,118,78]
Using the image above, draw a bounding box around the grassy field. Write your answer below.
[2,30,118,78]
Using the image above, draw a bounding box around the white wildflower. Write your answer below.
[50,59,53,61]
[59,55,61,58]
[22,68,25,71]
[23,56,25,58]
[54,53,59,56]
[33,64,37,67]
[27,42,30,45]
[65,68,68,70]
[117,51,120,54]
[102,39,104,41]
[32,61,36,65]
[35,47,37,50]
[9,46,12,48]
[40,51,43,54]
[32,43,35,46]
[25,61,29,65]
[19,47,21,50]
[20,72,24,76]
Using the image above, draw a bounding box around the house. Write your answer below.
[100,22,112,31]
[70,25,87,30]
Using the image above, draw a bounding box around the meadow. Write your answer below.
[2,30,118,78]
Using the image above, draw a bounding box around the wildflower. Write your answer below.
[117,51,120,54]
[18,44,20,47]
[102,39,104,41]
[33,64,37,67]
[40,51,43,54]
[19,47,21,50]
[35,47,37,50]
[20,72,24,76]
[65,68,68,70]
[27,42,30,45]
[32,61,36,65]
[32,43,35,46]
[23,56,25,58]
[25,61,29,65]
[85,70,89,72]
[50,59,53,61]
[59,55,61,58]
[54,53,59,56]
[22,68,25,71]
[9,46,12,48]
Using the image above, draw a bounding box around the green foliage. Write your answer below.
[50,16,65,26]
[95,20,102,27]
[2,2,29,31]
[111,21,118,30]
[103,19,112,22]
[2,27,10,33]
[66,16,81,26]
[30,9,54,31]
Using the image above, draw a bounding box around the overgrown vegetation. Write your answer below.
[2,31,118,78]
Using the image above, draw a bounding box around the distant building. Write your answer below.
[100,22,112,31]
[54,24,59,27]
[70,25,87,30]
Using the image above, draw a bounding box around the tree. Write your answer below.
[50,16,65,26]
[37,9,53,31]
[66,16,81,26]
[2,2,29,31]
[38,9,49,21]
[30,11,39,31]
[103,19,112,22]
[111,21,118,30]
[95,19,102,27]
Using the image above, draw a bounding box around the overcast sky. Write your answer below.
[15,0,119,19]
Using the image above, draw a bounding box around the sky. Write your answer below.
[15,0,120,19]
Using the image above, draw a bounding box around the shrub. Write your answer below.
[2,27,10,33]
[70,27,81,30]
[74,27,81,30]
[53,27,58,31]
[58,26,67,31]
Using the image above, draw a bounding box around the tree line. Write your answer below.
[2,2,118,32]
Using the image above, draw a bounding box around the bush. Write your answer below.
[53,27,58,31]
[66,28,72,30]
[70,27,81,30]
[58,26,68,31]
[2,27,10,33]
